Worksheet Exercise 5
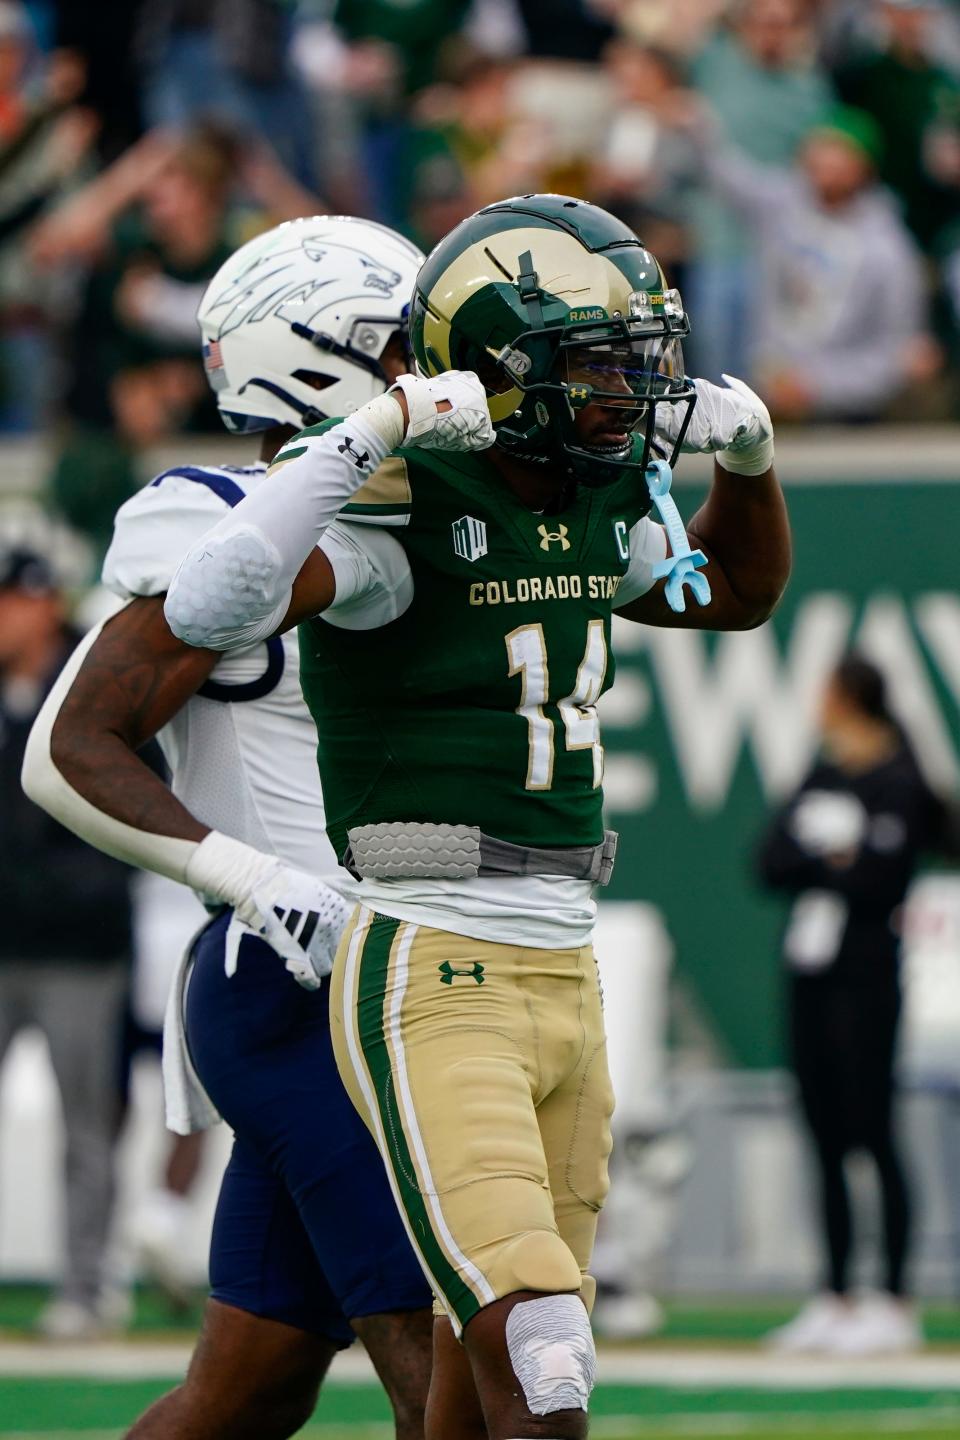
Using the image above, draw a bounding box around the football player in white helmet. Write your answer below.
[24,218,435,1439]
[199,215,425,436]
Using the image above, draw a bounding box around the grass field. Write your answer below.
[3,1379,960,1439]
[3,1374,960,1440]
[3,1289,959,1439]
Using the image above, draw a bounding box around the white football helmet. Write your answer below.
[197,216,425,434]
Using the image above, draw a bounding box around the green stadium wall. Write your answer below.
[602,477,960,1068]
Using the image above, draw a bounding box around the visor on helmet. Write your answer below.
[551,320,694,486]
[562,333,686,405]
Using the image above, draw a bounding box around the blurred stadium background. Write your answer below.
[1,0,960,1436]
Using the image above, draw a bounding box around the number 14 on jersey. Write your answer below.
[506,620,608,792]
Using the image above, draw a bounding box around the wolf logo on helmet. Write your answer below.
[409,194,696,494]
[198,217,424,436]
[205,237,405,339]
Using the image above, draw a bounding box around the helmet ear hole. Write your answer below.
[291,369,338,392]
[473,353,512,395]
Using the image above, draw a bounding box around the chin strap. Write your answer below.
[515,250,546,329]
[245,377,329,428]
[645,458,711,614]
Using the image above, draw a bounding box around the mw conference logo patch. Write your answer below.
[452,515,488,563]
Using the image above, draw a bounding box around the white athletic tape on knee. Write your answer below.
[505,1294,596,1416]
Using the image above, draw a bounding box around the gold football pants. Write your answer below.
[329,905,614,1333]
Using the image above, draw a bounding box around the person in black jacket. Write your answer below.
[757,652,950,1356]
[0,547,133,1339]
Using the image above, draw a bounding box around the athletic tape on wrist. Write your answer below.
[389,372,453,441]
[184,831,279,915]
[355,391,406,450]
[717,437,775,476]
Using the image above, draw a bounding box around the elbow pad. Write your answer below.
[164,526,292,650]
[164,412,396,650]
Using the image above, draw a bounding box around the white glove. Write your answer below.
[656,374,774,475]
[242,865,351,990]
[789,791,867,857]
[389,370,496,451]
[185,832,351,989]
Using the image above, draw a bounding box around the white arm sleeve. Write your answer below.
[21,620,201,880]
[164,370,494,650]
[21,624,298,912]
[613,518,669,608]
[164,411,399,651]
[107,466,411,629]
[320,520,413,630]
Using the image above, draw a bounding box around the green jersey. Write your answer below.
[297,435,659,866]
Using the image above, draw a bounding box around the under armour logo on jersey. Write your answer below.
[438,960,485,986]
[452,515,488,562]
[338,436,369,468]
[538,523,571,552]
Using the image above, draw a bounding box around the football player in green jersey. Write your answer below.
[166,195,790,1440]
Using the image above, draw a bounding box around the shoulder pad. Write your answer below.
[148,464,253,508]
[103,464,263,599]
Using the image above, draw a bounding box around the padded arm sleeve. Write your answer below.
[22,620,201,880]
[164,408,400,651]
[614,519,669,608]
[321,519,414,630]
[22,626,291,912]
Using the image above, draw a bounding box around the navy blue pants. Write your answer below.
[185,911,431,1345]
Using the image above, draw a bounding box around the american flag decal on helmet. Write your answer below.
[203,339,227,390]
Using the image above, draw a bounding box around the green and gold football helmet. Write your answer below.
[409,193,696,485]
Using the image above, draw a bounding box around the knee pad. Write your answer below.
[494,1228,582,1297]
[505,1293,596,1416]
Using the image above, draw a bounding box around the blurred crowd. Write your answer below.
[0,0,958,1338]
[0,0,956,556]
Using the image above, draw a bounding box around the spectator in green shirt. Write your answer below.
[836,0,960,253]
[686,0,834,381]
[333,0,472,97]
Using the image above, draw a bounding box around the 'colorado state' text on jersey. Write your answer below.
[297,441,663,861]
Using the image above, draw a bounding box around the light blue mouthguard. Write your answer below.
[645,458,711,614]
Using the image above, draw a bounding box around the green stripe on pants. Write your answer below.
[355,913,481,1328]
